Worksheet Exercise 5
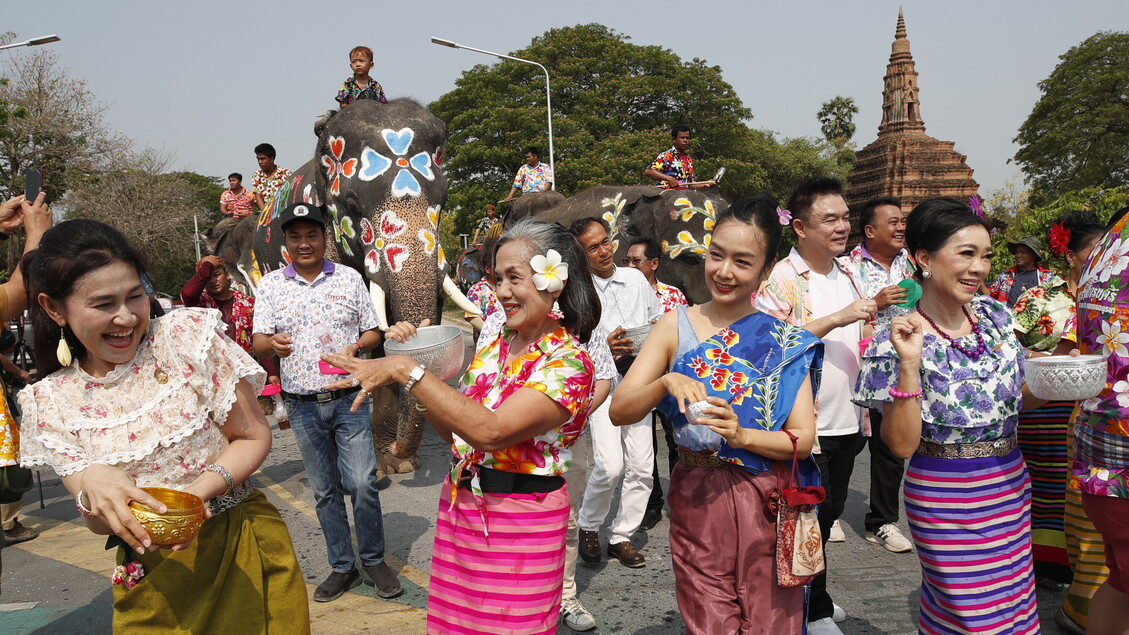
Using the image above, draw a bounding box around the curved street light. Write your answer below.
[431,36,554,190]
[0,34,61,52]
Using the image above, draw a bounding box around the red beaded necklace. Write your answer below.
[916,305,987,359]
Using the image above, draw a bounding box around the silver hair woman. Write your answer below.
[324,218,600,634]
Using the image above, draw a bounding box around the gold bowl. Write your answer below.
[129,487,205,545]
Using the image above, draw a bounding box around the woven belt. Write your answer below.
[677,449,730,469]
[916,435,1017,460]
[283,386,361,403]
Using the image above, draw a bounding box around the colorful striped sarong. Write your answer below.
[427,476,570,635]
[1017,400,1074,583]
[1062,414,1109,629]
[903,448,1039,634]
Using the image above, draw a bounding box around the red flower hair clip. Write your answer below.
[1048,221,1071,256]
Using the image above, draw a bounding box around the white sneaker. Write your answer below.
[808,617,845,634]
[832,603,847,623]
[827,519,846,543]
[865,523,913,553]
[560,596,597,631]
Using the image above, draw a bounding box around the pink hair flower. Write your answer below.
[968,195,985,219]
[776,207,792,225]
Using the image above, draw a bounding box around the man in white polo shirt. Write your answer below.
[571,217,662,569]
[252,203,401,603]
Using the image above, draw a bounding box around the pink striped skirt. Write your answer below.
[904,448,1039,635]
[427,475,570,635]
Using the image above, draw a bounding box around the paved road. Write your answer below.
[0,323,1070,634]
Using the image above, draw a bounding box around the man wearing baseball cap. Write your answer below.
[252,203,401,602]
[988,236,1057,308]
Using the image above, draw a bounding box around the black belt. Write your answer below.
[456,466,564,494]
[283,386,361,403]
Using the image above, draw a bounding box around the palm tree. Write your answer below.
[817,96,859,148]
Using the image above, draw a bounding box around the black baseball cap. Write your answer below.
[278,203,327,230]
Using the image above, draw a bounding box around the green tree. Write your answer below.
[816,96,859,148]
[1013,32,1129,205]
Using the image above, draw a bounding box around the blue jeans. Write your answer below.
[285,395,386,572]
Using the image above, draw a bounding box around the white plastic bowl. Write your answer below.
[623,323,653,356]
[1024,354,1107,401]
[383,325,465,382]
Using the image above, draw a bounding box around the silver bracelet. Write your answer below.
[205,463,234,495]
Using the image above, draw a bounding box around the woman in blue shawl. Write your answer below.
[610,193,823,633]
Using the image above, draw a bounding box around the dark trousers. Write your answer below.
[865,408,906,533]
[646,410,677,511]
[809,432,863,621]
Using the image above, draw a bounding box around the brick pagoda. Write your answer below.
[846,8,979,241]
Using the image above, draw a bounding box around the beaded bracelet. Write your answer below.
[75,490,96,519]
[205,463,235,496]
[889,387,923,399]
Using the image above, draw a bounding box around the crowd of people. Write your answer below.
[2,85,1128,635]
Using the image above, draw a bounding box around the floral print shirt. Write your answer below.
[649,146,694,187]
[847,243,915,325]
[18,309,265,489]
[512,162,554,193]
[655,281,688,313]
[335,75,388,107]
[1071,213,1129,499]
[988,266,1057,307]
[252,166,292,210]
[220,188,256,218]
[756,248,867,327]
[1013,276,1075,353]
[452,325,594,480]
[854,296,1024,445]
[465,279,501,322]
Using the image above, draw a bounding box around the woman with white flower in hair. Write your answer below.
[322,218,600,634]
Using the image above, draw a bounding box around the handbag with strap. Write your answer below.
[770,430,826,587]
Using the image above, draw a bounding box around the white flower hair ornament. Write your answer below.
[531,249,569,293]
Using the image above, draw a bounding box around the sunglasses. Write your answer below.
[621,257,656,266]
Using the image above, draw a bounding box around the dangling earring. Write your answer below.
[56,329,73,367]
[921,270,932,279]
[547,300,563,320]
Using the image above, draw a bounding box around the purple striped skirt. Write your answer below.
[427,475,570,635]
[903,447,1040,634]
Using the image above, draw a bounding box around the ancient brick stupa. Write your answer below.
[846,8,979,241]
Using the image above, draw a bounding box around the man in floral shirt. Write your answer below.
[988,236,1056,308]
[502,147,553,202]
[252,143,293,212]
[846,197,915,555]
[1071,206,1129,632]
[643,124,717,190]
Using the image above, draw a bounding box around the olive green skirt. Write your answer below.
[112,489,309,634]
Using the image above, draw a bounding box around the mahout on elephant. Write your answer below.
[215,99,479,477]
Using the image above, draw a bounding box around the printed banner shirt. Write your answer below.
[1072,213,1129,499]
[252,260,379,394]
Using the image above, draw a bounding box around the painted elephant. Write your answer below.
[246,99,479,476]
[506,186,729,305]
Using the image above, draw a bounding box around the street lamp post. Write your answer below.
[431,37,554,190]
[0,34,61,53]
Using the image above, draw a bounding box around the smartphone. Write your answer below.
[24,168,42,202]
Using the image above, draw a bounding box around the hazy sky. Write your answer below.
[6,1,1128,197]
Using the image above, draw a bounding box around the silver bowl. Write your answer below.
[685,400,712,425]
[384,325,465,382]
[623,323,653,356]
[1024,354,1107,401]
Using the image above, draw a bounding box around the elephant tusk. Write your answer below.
[237,263,258,297]
[369,282,390,330]
[444,275,481,316]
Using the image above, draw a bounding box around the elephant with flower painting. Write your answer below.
[246,99,480,476]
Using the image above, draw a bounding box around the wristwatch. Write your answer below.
[404,364,426,392]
